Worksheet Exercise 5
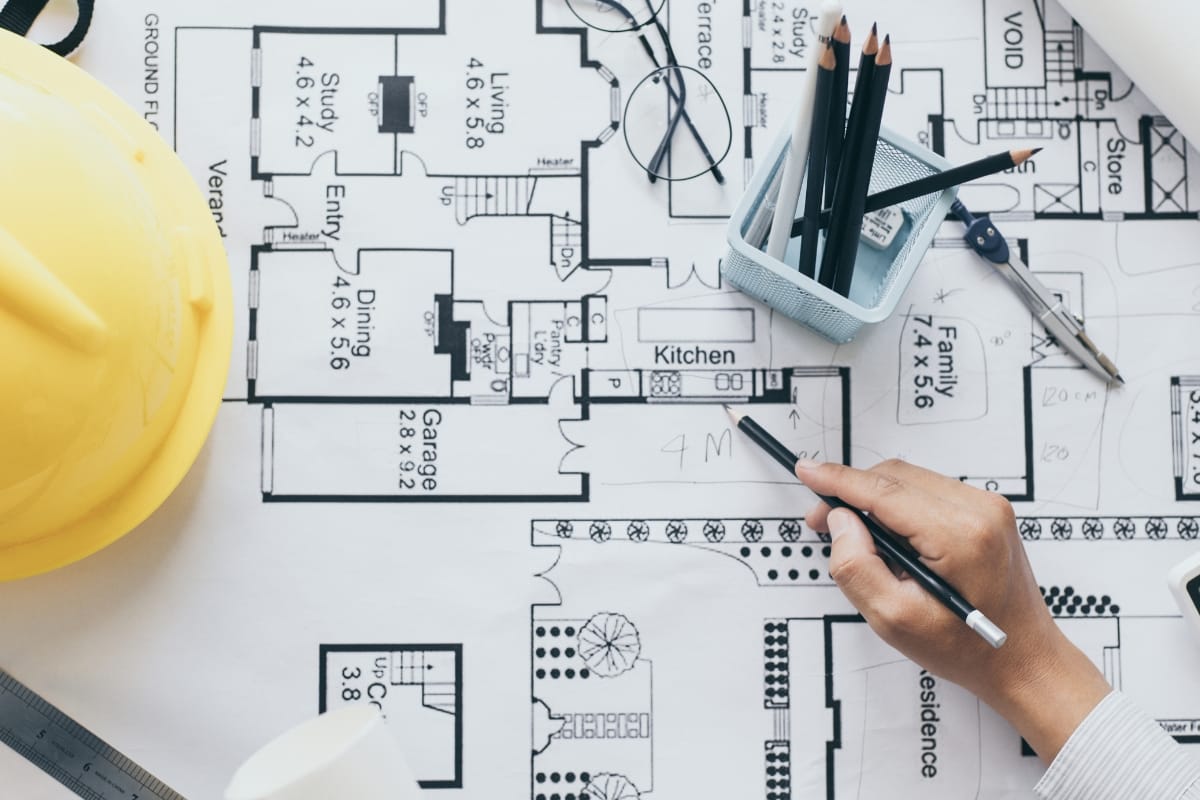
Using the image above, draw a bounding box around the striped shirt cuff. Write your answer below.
[1035,690,1200,800]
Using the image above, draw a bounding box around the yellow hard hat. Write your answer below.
[0,30,232,580]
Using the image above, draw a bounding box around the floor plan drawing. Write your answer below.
[3,1,1196,798]
[166,0,1200,515]
[532,518,1200,798]
[797,610,1200,798]
[318,643,463,788]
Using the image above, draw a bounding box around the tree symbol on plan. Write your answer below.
[590,521,612,543]
[1180,518,1199,540]
[583,773,641,800]
[577,613,641,678]
[1114,518,1135,539]
[741,520,764,542]
[665,520,688,543]
[778,519,803,542]
[1019,518,1043,540]
[1051,518,1073,540]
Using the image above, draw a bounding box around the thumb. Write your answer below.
[827,508,903,621]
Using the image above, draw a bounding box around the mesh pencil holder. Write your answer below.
[722,125,957,344]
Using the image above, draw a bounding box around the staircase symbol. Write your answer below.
[551,215,583,280]
[454,175,538,224]
[983,28,1077,120]
[1045,29,1077,85]
[985,86,1050,120]
[391,650,459,716]
[392,649,428,685]
[422,685,458,715]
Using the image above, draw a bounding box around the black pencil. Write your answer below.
[823,16,851,209]
[791,147,1043,237]
[723,405,1007,649]
[830,35,893,297]
[797,44,837,278]
[818,24,878,288]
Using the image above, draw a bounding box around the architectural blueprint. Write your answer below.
[2,1,1200,798]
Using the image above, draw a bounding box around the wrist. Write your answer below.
[985,628,1111,763]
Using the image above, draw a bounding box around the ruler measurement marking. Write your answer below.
[0,670,187,800]
[1,725,107,800]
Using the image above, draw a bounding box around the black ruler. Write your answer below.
[0,668,186,799]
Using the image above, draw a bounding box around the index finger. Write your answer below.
[796,460,985,559]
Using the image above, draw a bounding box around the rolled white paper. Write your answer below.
[225,706,421,800]
[1057,0,1200,146]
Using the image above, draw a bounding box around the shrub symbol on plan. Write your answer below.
[583,772,641,800]
[577,613,641,678]
[741,520,764,542]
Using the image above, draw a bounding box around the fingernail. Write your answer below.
[828,509,851,541]
[795,458,821,472]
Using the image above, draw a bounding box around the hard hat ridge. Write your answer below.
[0,30,232,579]
[0,223,109,353]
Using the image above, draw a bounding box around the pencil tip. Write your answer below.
[1012,146,1042,164]
[864,25,880,53]
[871,21,878,35]
[819,42,837,68]
[723,404,743,424]
[1115,374,1126,385]
[841,13,847,23]
[876,36,892,64]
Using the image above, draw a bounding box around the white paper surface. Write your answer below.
[3,1,1200,797]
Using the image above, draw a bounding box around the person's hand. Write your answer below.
[797,458,1111,762]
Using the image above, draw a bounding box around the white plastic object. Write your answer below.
[225,706,421,800]
[1167,552,1200,641]
[860,207,904,250]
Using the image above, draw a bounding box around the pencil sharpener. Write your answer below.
[1167,552,1200,641]
[722,125,957,343]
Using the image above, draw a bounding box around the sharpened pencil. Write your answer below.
[797,44,837,278]
[823,16,852,209]
[830,34,892,297]
[818,24,878,288]
[791,147,1043,236]
[765,1,844,261]
[723,404,1008,649]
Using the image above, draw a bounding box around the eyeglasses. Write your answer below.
[566,0,732,183]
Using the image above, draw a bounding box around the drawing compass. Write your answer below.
[952,200,1124,384]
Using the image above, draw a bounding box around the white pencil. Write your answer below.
[765,0,843,261]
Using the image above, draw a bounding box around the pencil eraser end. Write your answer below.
[966,609,1007,648]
